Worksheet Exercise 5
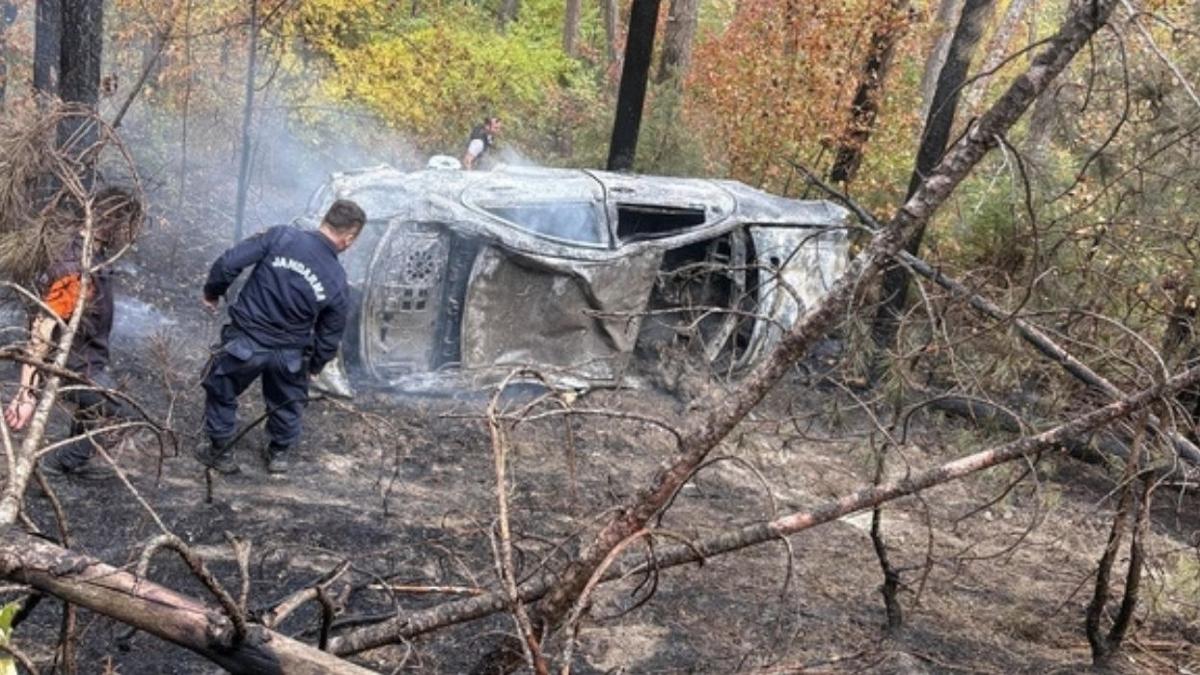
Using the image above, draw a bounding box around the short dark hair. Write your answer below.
[323,199,366,233]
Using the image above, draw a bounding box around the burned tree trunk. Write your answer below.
[34,0,61,96]
[0,529,374,674]
[829,0,911,185]
[656,0,699,84]
[917,0,963,122]
[57,0,104,148]
[607,0,662,172]
[233,0,259,243]
[869,0,993,365]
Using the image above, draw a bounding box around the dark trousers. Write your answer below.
[202,328,309,450]
[55,369,128,469]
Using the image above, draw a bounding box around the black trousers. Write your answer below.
[201,328,309,451]
[54,369,128,469]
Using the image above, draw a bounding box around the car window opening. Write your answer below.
[483,202,604,245]
[617,204,706,242]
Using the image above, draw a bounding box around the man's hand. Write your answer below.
[4,391,36,430]
[202,294,219,314]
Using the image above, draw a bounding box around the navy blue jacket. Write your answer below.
[204,225,348,374]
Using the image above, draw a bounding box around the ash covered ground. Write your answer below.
[8,207,1200,674]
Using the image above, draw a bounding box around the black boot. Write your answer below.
[39,449,116,480]
[192,439,240,475]
[263,443,290,475]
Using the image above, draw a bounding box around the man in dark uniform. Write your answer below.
[4,187,142,477]
[462,116,501,170]
[193,199,365,475]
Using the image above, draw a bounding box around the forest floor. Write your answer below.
[6,214,1200,674]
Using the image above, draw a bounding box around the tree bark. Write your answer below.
[233,0,259,243]
[333,0,1122,655]
[602,0,620,66]
[870,0,993,364]
[58,0,104,150]
[829,0,912,184]
[917,0,964,122]
[655,0,699,84]
[963,0,1033,115]
[331,347,1196,654]
[0,1,17,106]
[607,0,662,172]
[0,529,375,674]
[563,0,581,56]
[34,0,61,97]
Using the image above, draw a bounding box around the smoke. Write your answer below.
[117,96,425,235]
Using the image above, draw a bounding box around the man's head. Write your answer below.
[91,186,143,249]
[483,116,501,135]
[319,199,366,252]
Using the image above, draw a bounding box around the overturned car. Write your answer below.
[298,164,849,393]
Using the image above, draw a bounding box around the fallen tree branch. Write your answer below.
[0,529,376,674]
[261,560,351,629]
[136,534,248,645]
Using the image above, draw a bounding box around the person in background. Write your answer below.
[462,116,501,170]
[4,187,142,478]
[193,199,365,475]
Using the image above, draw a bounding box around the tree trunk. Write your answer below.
[0,529,375,674]
[870,0,993,364]
[655,0,699,84]
[0,1,17,106]
[233,0,259,243]
[1024,83,1057,166]
[57,0,104,162]
[829,0,912,184]
[34,0,61,97]
[332,0,1121,655]
[563,0,581,56]
[179,0,193,209]
[602,0,620,65]
[58,0,103,107]
[963,0,1032,115]
[607,0,662,172]
[918,0,964,122]
[499,0,519,28]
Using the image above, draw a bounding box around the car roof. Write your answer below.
[304,164,848,257]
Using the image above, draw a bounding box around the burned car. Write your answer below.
[298,163,849,393]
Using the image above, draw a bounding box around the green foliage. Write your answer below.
[0,600,20,675]
[304,1,604,159]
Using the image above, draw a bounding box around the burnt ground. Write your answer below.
[5,214,1200,674]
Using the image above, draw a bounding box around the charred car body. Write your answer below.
[298,164,849,392]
